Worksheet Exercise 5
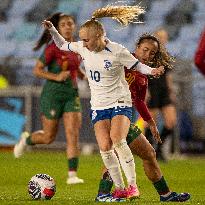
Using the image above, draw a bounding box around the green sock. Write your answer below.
[98,179,113,195]
[98,171,113,194]
[153,176,170,195]
[68,157,79,171]
[26,136,34,145]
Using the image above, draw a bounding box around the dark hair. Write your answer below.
[136,33,174,69]
[33,12,75,51]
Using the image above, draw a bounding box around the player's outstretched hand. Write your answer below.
[151,66,164,78]
[42,20,53,29]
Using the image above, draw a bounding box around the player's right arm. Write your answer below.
[132,90,162,144]
[33,60,70,82]
[118,45,164,76]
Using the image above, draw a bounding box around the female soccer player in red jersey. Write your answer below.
[96,34,190,202]
[14,13,86,185]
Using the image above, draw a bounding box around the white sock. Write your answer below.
[100,149,125,189]
[114,139,136,186]
[68,171,77,178]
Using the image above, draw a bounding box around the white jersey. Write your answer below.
[63,40,139,110]
[49,26,154,110]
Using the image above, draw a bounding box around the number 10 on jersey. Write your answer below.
[90,70,100,82]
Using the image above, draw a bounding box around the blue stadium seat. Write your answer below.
[11,23,38,42]
[56,0,81,15]
[15,41,36,58]
[0,23,15,40]
[7,0,40,18]
[0,41,16,57]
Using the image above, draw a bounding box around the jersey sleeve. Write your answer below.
[133,97,152,122]
[117,45,139,69]
[62,41,84,54]
[130,74,152,122]
[117,44,153,75]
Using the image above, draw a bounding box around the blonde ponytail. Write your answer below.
[92,4,145,26]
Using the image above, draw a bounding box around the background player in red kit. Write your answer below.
[95,34,190,202]
[14,13,86,185]
[195,27,205,76]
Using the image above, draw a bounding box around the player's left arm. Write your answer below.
[118,46,164,76]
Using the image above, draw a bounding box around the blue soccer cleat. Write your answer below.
[95,193,126,202]
[160,192,191,202]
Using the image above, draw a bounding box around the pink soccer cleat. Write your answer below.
[112,188,127,199]
[127,185,140,200]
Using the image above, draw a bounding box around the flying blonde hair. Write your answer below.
[80,4,145,36]
[92,4,145,26]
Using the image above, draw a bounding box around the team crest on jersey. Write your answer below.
[50,109,56,117]
[104,60,112,70]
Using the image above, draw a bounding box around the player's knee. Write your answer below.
[99,144,113,152]
[146,146,156,161]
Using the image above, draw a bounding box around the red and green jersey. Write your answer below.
[39,41,81,94]
[39,41,82,119]
[124,53,152,122]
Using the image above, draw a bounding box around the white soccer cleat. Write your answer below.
[66,176,84,185]
[95,193,126,202]
[13,131,29,158]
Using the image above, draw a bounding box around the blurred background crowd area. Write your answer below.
[0,0,205,154]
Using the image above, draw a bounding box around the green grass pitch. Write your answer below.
[0,151,205,204]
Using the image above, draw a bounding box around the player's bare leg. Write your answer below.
[14,115,58,158]
[63,112,84,184]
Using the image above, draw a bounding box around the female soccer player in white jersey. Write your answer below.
[43,4,164,202]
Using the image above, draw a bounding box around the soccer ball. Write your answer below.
[28,174,56,200]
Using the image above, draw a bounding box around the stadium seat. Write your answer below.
[56,0,81,15]
[11,22,38,42]
[180,40,198,59]
[0,22,15,40]
[166,41,183,57]
[0,41,16,57]
[7,0,40,18]
[178,24,204,41]
[15,41,36,58]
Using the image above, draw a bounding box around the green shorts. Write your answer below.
[40,90,82,119]
[126,123,142,145]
